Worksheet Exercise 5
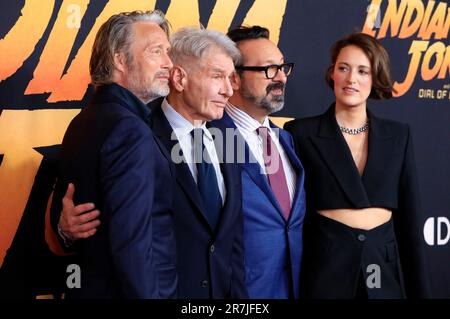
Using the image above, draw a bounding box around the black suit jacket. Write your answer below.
[50,84,177,298]
[284,103,431,298]
[149,99,247,299]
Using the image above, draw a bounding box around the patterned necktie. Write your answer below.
[257,126,291,220]
[191,128,222,228]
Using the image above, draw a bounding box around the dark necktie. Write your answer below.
[257,126,291,220]
[191,128,222,228]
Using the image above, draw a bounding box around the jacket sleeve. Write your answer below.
[49,147,77,252]
[50,174,67,246]
[230,174,249,299]
[100,117,157,298]
[394,125,432,298]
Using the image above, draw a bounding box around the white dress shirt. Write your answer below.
[162,98,226,205]
[226,102,297,204]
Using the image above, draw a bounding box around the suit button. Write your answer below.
[358,234,367,242]
[210,245,215,253]
[201,280,208,288]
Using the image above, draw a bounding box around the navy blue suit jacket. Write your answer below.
[51,83,177,298]
[149,100,247,299]
[211,111,306,298]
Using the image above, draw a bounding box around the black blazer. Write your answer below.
[284,103,431,298]
[149,99,248,299]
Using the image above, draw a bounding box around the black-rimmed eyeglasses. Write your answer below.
[235,62,294,79]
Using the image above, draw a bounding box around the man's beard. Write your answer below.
[127,62,170,103]
[242,82,285,114]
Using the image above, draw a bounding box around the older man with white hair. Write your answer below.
[147,27,247,298]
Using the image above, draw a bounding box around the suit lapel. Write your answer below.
[212,112,287,221]
[214,159,237,235]
[310,105,371,207]
[150,104,210,227]
[242,155,288,220]
[362,109,397,188]
[145,99,173,170]
[275,125,306,223]
[207,121,238,234]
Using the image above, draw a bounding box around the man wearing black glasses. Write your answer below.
[210,26,306,299]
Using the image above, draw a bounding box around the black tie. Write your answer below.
[191,128,222,228]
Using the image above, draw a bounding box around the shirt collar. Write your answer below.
[226,102,271,137]
[161,98,212,141]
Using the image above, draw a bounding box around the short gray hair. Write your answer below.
[169,27,241,69]
[90,10,170,88]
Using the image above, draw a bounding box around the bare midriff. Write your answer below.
[317,208,392,230]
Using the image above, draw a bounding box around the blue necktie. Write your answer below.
[191,128,222,228]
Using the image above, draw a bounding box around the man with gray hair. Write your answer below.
[50,10,177,298]
[146,26,247,298]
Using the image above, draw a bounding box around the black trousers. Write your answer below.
[300,213,406,299]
